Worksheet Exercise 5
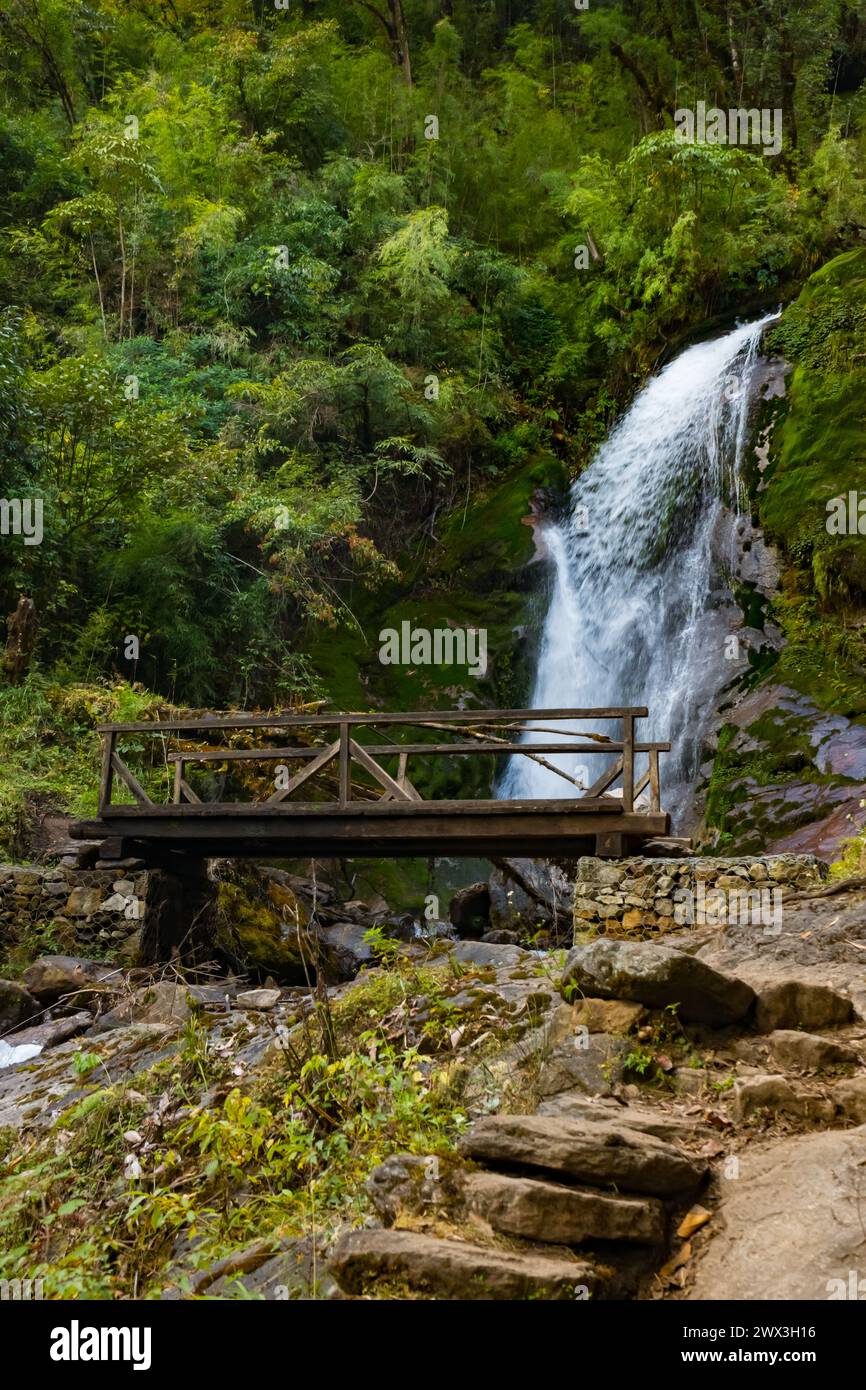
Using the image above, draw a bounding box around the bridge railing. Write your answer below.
[94,707,669,816]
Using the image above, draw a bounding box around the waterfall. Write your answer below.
[500,313,778,820]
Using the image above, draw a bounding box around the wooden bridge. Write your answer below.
[70,706,672,862]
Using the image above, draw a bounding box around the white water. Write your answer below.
[500,314,777,819]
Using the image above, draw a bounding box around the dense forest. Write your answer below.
[2,0,865,710]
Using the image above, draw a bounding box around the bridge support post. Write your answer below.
[595,830,624,858]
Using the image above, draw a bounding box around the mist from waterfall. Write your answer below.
[500,314,777,817]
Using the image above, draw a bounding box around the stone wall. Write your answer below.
[573,853,828,938]
[0,864,146,961]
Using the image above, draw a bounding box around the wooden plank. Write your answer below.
[349,738,415,801]
[264,739,340,805]
[95,706,651,734]
[649,748,661,812]
[179,778,202,804]
[172,760,183,804]
[98,731,115,814]
[169,739,670,761]
[621,713,635,815]
[109,752,153,807]
[74,796,626,821]
[584,756,623,798]
[338,722,351,807]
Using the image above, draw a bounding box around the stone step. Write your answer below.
[329,1228,604,1300]
[461,1170,666,1246]
[460,1114,706,1197]
[536,1091,701,1143]
[562,939,755,1026]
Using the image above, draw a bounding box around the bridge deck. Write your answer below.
[69,707,673,861]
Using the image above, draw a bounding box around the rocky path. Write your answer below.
[327,884,866,1301]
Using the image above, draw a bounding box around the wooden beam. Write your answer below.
[264,739,340,805]
[98,730,116,813]
[95,706,651,734]
[109,752,153,807]
[349,738,416,801]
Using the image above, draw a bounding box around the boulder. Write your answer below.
[0,979,38,1033]
[450,940,527,969]
[22,955,115,1004]
[768,1029,859,1071]
[732,1074,835,1125]
[686,1126,866,1300]
[5,1011,91,1051]
[366,1153,454,1226]
[448,881,490,937]
[460,1114,706,1196]
[562,939,754,1025]
[329,1229,602,1300]
[317,923,376,981]
[754,979,853,1033]
[91,981,191,1033]
[832,1076,866,1124]
[461,1170,666,1246]
[537,1032,629,1097]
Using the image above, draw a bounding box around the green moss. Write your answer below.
[215,881,306,979]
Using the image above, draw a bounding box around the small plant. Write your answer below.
[623,1046,655,1077]
[71,1050,102,1078]
[362,925,401,967]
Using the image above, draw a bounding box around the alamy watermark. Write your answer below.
[378,622,487,677]
[674,101,782,158]
[0,498,43,546]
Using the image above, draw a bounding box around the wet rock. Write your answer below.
[91,981,191,1034]
[0,979,38,1033]
[6,1011,91,1050]
[754,979,853,1032]
[461,1170,666,1246]
[460,1114,706,1196]
[768,1029,859,1071]
[22,955,115,1004]
[329,1228,602,1300]
[562,939,754,1026]
[686,1126,866,1300]
[448,881,490,937]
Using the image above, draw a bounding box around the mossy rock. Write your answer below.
[215,881,308,982]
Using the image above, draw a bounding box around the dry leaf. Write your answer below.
[677,1205,712,1239]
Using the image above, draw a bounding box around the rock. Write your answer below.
[366,1153,453,1225]
[317,923,376,981]
[22,955,114,1004]
[236,988,281,1011]
[460,1114,706,1196]
[754,979,853,1032]
[686,1126,866,1300]
[481,929,520,945]
[536,1092,701,1143]
[571,997,646,1034]
[833,1076,866,1124]
[562,939,754,1025]
[64,886,104,916]
[768,1029,859,1071]
[536,1033,629,1097]
[91,981,191,1033]
[450,940,527,968]
[448,881,491,937]
[732,1074,835,1124]
[0,979,38,1033]
[5,1011,91,1050]
[329,1229,602,1300]
[461,1171,665,1246]
[0,1039,42,1068]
